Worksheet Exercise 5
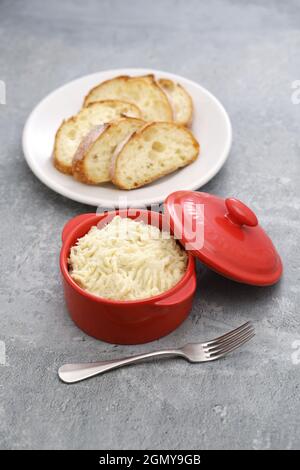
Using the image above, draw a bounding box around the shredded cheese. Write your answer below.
[68,216,187,301]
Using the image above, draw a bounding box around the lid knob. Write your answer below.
[225,198,258,227]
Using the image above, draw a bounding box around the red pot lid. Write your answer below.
[164,191,282,286]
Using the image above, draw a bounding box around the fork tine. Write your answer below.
[207,329,255,356]
[204,322,252,347]
[210,332,255,360]
[206,331,255,361]
[204,324,254,353]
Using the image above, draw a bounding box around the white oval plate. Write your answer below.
[22,68,232,208]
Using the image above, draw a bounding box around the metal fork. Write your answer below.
[58,322,255,383]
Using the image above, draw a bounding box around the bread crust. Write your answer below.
[72,124,108,183]
[85,99,142,116]
[158,78,193,127]
[53,100,142,175]
[53,117,74,174]
[109,130,138,181]
[111,122,200,190]
[72,117,145,184]
[83,75,155,107]
[83,75,173,121]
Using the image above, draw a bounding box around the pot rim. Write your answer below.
[60,210,196,306]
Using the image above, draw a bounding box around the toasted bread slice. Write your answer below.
[72,117,145,184]
[53,100,142,174]
[111,122,199,190]
[158,78,193,126]
[83,75,173,122]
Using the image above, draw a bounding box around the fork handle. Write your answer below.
[58,349,183,383]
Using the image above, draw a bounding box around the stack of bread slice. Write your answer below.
[53,74,199,189]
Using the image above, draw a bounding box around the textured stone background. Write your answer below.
[0,0,299,450]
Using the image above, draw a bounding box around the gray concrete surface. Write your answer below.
[0,0,299,450]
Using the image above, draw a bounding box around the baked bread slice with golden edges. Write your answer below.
[72,117,145,184]
[83,75,173,122]
[111,122,200,190]
[158,78,193,126]
[53,100,142,174]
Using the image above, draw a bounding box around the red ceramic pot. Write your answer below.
[60,210,196,345]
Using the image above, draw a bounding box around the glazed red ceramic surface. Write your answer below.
[165,191,282,286]
[60,210,196,345]
[60,192,282,344]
